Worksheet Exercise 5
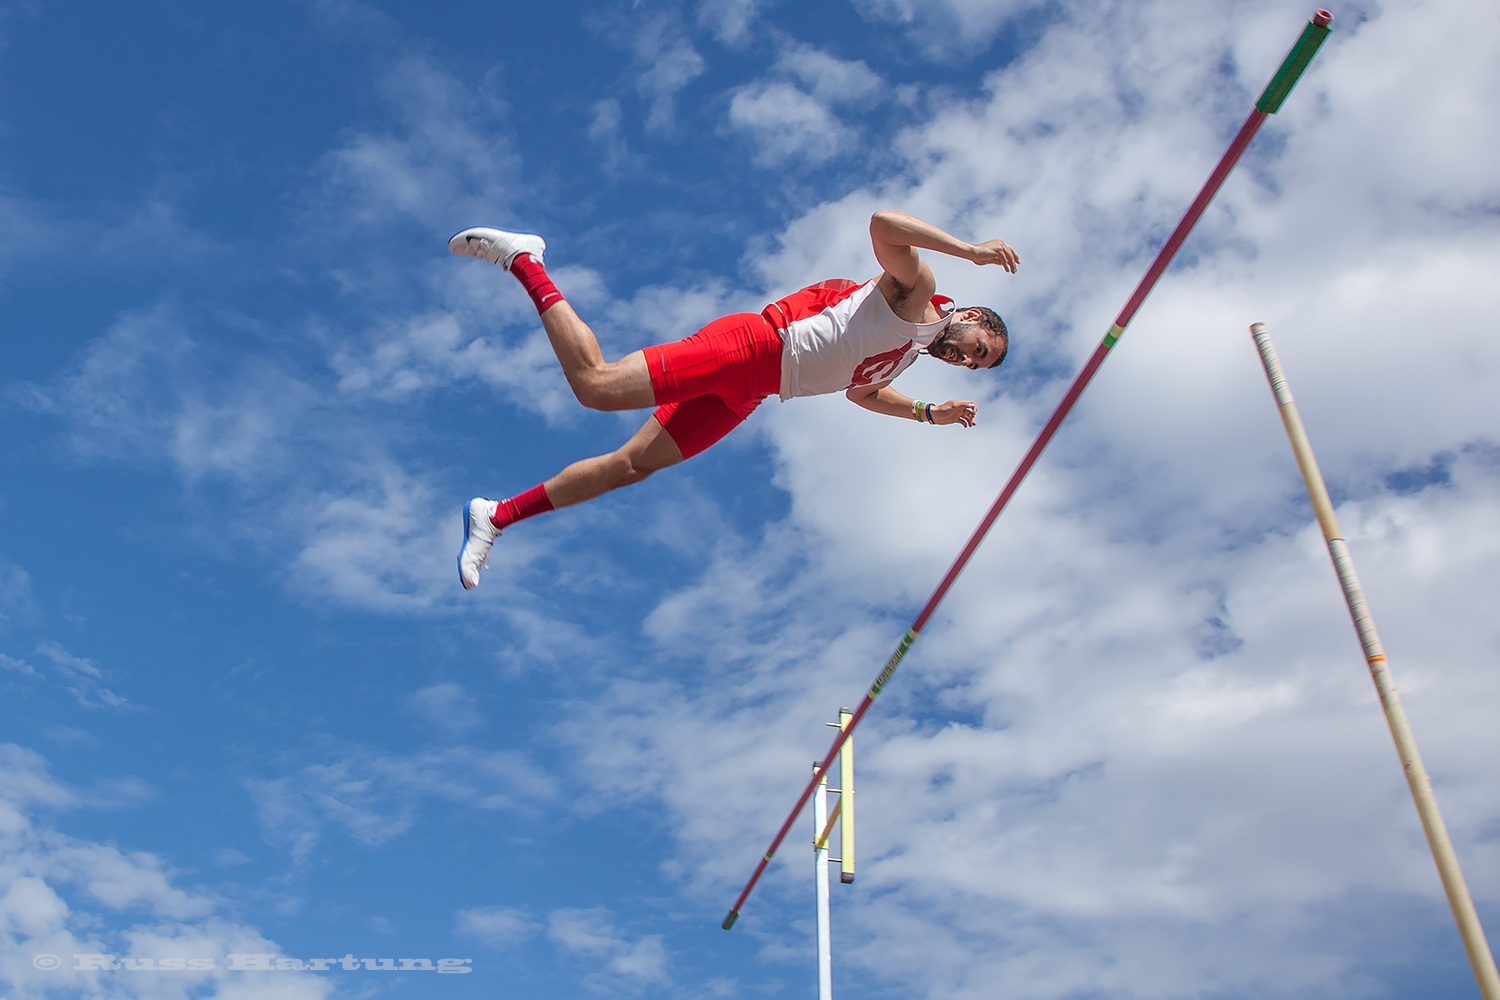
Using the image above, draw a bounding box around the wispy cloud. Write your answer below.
[696,0,768,47]
[456,905,540,949]
[548,907,671,988]
[851,0,1040,57]
[0,744,331,999]
[588,9,706,137]
[33,642,131,711]
[9,303,309,485]
[0,653,38,677]
[726,43,885,167]
[0,554,35,629]
[248,743,553,864]
[320,53,523,230]
[404,682,484,733]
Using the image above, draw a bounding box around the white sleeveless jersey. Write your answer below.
[766,279,954,400]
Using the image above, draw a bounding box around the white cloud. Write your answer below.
[0,744,332,1000]
[0,654,37,678]
[726,44,884,167]
[728,82,854,167]
[770,43,884,104]
[552,0,1500,996]
[547,907,670,987]
[248,743,552,864]
[321,52,522,230]
[0,190,45,279]
[9,303,308,486]
[41,727,96,749]
[5,276,590,615]
[587,98,639,176]
[328,269,595,422]
[597,12,707,137]
[404,683,484,732]
[33,642,131,711]
[455,905,539,949]
[697,0,766,46]
[0,554,34,630]
[852,0,1041,56]
[284,461,456,612]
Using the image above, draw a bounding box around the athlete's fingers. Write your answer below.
[941,400,977,427]
[984,240,1019,272]
[974,239,1018,272]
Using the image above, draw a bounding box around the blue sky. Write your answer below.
[2,0,1499,998]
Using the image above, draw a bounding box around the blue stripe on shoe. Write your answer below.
[459,499,473,582]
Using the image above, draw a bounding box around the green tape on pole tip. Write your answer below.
[1256,12,1333,114]
[722,911,739,930]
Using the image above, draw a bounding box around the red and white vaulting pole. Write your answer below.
[722,10,1336,931]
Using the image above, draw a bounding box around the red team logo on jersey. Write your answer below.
[848,341,914,387]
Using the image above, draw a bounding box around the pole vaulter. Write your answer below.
[723,9,1336,931]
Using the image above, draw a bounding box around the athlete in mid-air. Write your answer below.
[449,210,1020,590]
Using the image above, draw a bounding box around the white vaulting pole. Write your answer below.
[1249,322,1500,1000]
[813,763,832,1000]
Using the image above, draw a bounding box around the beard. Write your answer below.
[925,322,970,362]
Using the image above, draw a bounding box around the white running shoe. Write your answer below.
[458,498,501,590]
[448,227,545,270]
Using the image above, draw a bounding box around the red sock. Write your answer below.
[491,484,554,530]
[509,253,564,316]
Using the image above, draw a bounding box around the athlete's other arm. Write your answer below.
[870,211,1019,320]
[845,380,978,428]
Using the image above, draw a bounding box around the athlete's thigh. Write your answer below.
[644,313,770,405]
[620,414,686,473]
[653,394,751,461]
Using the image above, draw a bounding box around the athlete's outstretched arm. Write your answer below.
[869,210,1020,284]
[846,381,977,428]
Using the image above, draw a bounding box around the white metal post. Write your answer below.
[814,761,832,1000]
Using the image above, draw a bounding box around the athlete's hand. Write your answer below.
[969,239,1020,273]
[933,400,979,428]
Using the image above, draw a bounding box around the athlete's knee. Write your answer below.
[606,450,656,487]
[570,367,627,411]
[568,370,609,410]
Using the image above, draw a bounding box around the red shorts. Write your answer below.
[644,313,784,459]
